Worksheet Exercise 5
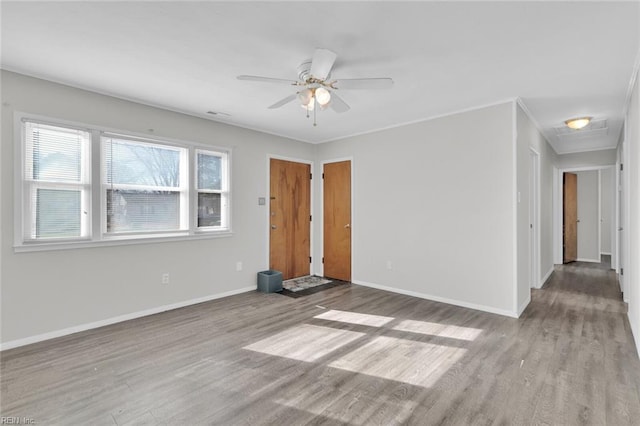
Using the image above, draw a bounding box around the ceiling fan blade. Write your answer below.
[310,48,337,80]
[330,92,350,113]
[268,94,297,109]
[333,78,394,90]
[237,75,297,85]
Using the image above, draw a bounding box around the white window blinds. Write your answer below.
[23,121,91,240]
[196,149,228,229]
[102,135,188,234]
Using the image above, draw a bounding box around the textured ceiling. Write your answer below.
[2,1,639,153]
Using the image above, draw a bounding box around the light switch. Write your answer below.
[258,197,266,205]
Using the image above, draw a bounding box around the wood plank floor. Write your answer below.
[2,260,640,425]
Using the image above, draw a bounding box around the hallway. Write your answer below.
[522,256,640,423]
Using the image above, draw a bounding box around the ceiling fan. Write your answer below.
[237,48,393,125]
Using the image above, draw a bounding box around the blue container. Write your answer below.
[257,270,283,293]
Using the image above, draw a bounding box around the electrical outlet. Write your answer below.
[236,261,243,272]
[162,273,169,284]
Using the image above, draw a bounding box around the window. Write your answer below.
[102,135,188,235]
[196,149,228,229]
[22,121,91,241]
[17,116,231,250]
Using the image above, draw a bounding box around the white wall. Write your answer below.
[576,171,600,262]
[556,149,617,168]
[600,167,613,255]
[516,103,558,294]
[625,66,640,356]
[0,71,315,346]
[515,105,530,312]
[314,102,517,317]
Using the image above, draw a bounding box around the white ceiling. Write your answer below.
[2,1,639,154]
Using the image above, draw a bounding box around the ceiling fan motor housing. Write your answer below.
[297,59,330,83]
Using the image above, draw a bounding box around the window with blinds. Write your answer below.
[17,117,231,250]
[196,149,228,229]
[102,136,188,235]
[23,121,91,241]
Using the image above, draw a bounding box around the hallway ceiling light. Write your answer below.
[564,117,592,130]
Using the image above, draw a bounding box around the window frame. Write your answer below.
[101,134,190,237]
[21,120,93,243]
[194,148,229,232]
[14,112,233,252]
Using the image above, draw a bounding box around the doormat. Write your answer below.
[283,275,331,292]
[280,276,346,298]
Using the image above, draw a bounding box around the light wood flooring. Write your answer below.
[2,259,640,425]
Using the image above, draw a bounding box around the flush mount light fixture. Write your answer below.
[564,117,592,130]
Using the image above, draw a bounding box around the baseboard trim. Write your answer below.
[352,280,518,318]
[518,293,531,317]
[628,312,640,359]
[538,266,554,289]
[0,286,255,352]
[577,258,601,263]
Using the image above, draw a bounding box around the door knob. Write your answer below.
[344,224,350,228]
[271,225,277,229]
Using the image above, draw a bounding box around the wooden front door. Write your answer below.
[270,159,310,280]
[323,160,351,281]
[563,172,578,263]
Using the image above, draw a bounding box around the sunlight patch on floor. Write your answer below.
[243,324,364,362]
[392,319,483,341]
[273,390,418,426]
[328,335,467,387]
[313,309,394,327]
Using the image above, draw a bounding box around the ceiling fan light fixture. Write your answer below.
[565,117,592,130]
[298,88,313,106]
[315,87,331,106]
[301,98,315,111]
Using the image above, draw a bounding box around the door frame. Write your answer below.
[529,148,541,288]
[618,133,629,300]
[553,165,617,267]
[266,154,314,276]
[320,157,354,280]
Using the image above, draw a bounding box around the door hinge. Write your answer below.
[310,215,312,221]
[310,173,312,179]
[621,268,624,275]
[309,256,312,263]
[322,257,324,264]
[620,163,624,171]
[322,173,325,179]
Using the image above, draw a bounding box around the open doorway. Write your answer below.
[556,166,616,268]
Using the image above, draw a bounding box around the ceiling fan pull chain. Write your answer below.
[313,99,317,126]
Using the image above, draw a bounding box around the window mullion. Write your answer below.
[91,130,101,240]
[188,147,196,234]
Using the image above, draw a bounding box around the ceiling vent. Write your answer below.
[554,119,608,139]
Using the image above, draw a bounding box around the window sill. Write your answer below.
[14,230,234,253]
